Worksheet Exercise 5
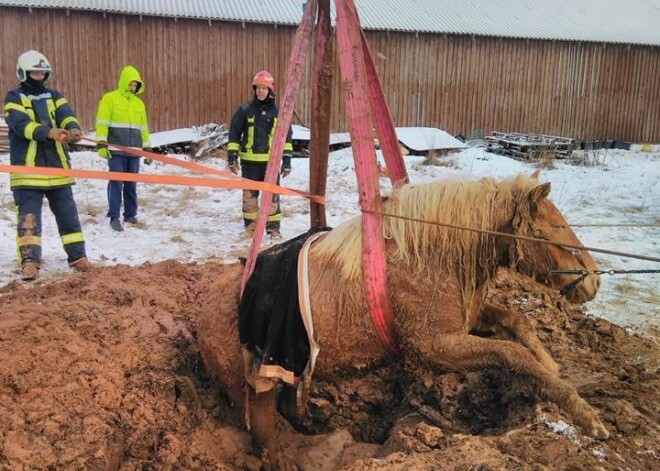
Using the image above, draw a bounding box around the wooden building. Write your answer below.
[0,1,658,142]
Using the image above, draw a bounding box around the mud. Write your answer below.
[0,261,657,470]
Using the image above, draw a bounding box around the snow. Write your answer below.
[74,127,205,148]
[292,124,311,140]
[393,127,467,151]
[328,127,466,150]
[0,138,658,338]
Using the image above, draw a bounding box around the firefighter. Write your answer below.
[227,70,293,239]
[95,65,152,232]
[3,50,92,281]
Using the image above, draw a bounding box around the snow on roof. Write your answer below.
[95,125,466,152]
[1,0,659,46]
[395,127,466,151]
[328,127,466,151]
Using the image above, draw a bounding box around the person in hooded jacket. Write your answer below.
[95,65,152,232]
[227,70,293,239]
[3,50,92,281]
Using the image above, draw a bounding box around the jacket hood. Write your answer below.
[117,65,145,95]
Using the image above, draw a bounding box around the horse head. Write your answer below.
[510,176,600,304]
[315,173,601,304]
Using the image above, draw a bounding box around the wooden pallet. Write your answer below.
[485,131,574,160]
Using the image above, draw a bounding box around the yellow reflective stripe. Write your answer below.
[4,102,28,114]
[268,213,282,222]
[239,150,269,162]
[26,140,37,166]
[62,232,84,245]
[24,122,40,139]
[269,118,277,150]
[10,173,75,188]
[19,94,35,120]
[17,235,41,247]
[61,116,78,128]
[243,210,258,220]
[246,116,255,150]
[46,99,56,127]
[227,142,240,152]
[54,140,69,167]
[269,118,293,152]
[54,97,68,108]
[103,122,146,129]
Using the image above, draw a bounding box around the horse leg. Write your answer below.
[249,388,298,471]
[412,334,609,439]
[277,384,302,426]
[478,302,560,375]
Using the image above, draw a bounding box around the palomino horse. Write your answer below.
[198,174,607,470]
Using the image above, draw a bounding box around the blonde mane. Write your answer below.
[312,174,540,297]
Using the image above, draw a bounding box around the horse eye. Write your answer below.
[552,224,567,229]
[532,228,546,239]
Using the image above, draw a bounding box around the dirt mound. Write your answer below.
[0,262,657,470]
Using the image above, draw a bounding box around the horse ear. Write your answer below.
[530,182,551,204]
[530,170,541,180]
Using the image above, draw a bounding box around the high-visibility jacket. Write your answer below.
[227,96,293,163]
[3,80,81,189]
[95,65,151,153]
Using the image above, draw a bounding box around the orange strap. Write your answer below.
[2,136,323,203]
[82,136,240,179]
[0,164,323,202]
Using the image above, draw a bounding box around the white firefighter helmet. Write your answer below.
[16,50,52,82]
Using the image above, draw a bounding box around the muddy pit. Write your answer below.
[0,260,657,470]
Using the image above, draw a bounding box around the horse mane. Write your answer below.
[312,174,540,297]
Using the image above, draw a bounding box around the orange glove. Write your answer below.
[67,128,83,143]
[47,128,68,143]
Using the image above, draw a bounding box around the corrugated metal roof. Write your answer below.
[1,0,659,46]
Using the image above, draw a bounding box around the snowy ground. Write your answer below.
[0,145,658,338]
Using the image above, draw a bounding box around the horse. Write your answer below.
[198,173,608,470]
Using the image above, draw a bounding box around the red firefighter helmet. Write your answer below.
[252,70,275,93]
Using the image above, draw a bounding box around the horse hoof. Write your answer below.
[590,421,610,440]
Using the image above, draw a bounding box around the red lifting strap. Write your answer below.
[336,0,406,353]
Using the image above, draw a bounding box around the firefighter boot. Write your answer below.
[243,222,256,238]
[69,257,93,272]
[267,229,282,240]
[21,262,39,281]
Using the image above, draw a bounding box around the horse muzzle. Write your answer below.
[560,272,601,303]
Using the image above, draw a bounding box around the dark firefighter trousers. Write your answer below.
[240,160,282,231]
[13,186,86,266]
[107,153,140,220]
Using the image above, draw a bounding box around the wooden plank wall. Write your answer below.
[1,7,658,142]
